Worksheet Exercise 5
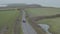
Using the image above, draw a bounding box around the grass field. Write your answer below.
[26,8,60,34]
[0,9,19,34]
[26,8,60,17]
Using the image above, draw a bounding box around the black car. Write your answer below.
[23,20,26,23]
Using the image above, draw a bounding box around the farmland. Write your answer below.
[26,8,60,17]
[0,9,19,34]
[26,8,60,34]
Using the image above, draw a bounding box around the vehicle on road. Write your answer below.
[22,20,26,23]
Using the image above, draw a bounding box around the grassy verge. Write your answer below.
[19,11,23,34]
[26,8,60,34]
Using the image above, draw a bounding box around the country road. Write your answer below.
[21,9,37,34]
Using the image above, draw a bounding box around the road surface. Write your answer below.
[21,10,37,34]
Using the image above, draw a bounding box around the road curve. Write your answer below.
[21,9,37,34]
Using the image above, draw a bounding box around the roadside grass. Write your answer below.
[19,10,23,34]
[17,10,23,34]
[26,8,60,34]
[0,9,19,34]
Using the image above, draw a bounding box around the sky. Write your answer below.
[0,0,60,7]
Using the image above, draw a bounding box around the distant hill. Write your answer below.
[7,3,27,8]
[26,4,42,8]
[0,3,42,8]
[7,3,42,8]
[0,3,58,9]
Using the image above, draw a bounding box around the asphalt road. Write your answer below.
[21,10,37,34]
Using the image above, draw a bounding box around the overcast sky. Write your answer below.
[0,0,60,7]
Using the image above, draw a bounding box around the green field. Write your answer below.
[0,9,19,34]
[26,8,60,17]
[26,8,60,34]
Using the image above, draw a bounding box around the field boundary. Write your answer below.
[32,14,60,21]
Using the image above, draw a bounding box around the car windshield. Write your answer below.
[0,0,60,34]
